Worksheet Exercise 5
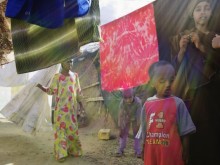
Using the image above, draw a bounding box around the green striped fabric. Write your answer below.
[12,0,100,74]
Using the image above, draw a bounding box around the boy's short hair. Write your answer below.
[122,88,134,98]
[148,60,174,79]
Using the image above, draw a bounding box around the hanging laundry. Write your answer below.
[0,0,13,65]
[12,0,100,74]
[5,0,91,29]
[0,65,59,134]
[0,61,29,86]
[100,3,159,91]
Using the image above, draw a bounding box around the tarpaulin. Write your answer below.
[100,3,159,91]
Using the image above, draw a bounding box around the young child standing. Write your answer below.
[116,88,142,158]
[141,61,196,165]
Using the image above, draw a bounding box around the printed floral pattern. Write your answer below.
[47,73,82,160]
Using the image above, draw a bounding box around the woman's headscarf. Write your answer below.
[188,0,214,18]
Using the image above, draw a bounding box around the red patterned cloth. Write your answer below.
[100,3,159,91]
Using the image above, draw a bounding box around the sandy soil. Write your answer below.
[0,114,144,165]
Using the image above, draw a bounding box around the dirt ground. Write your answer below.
[0,114,144,165]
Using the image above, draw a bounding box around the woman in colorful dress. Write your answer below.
[37,60,84,162]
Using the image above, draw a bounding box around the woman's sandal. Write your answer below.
[115,152,123,157]
[58,157,66,162]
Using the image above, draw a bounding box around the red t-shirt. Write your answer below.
[144,97,184,165]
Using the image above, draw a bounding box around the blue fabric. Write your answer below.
[5,0,91,28]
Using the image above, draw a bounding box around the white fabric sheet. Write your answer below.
[0,65,60,134]
[0,61,29,87]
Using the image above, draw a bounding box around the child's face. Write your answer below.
[123,96,134,104]
[193,1,212,26]
[151,64,175,98]
[61,61,73,71]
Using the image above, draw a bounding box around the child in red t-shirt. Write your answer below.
[141,61,196,165]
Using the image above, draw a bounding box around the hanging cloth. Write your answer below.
[0,65,60,134]
[100,3,159,91]
[5,0,91,29]
[0,0,13,65]
[11,0,100,74]
[0,61,29,86]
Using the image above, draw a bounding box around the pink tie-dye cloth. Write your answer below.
[100,3,159,91]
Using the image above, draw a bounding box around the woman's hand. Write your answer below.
[178,34,190,63]
[179,34,190,50]
[36,83,47,92]
[190,32,205,53]
[190,32,201,48]
[78,102,85,112]
[36,83,42,88]
[212,34,220,48]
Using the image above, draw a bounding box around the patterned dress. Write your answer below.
[47,72,82,160]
